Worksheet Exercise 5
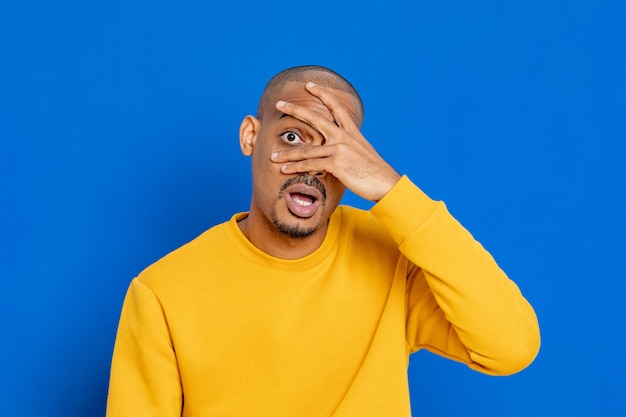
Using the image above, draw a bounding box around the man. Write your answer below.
[106,65,540,416]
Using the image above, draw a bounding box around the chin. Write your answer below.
[271,212,321,239]
[276,223,318,239]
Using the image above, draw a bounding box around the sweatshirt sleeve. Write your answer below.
[371,176,540,376]
[106,278,183,416]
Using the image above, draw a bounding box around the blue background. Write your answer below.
[2,1,625,416]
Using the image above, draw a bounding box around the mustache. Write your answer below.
[280,174,327,201]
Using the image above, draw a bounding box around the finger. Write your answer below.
[304,82,360,130]
[276,100,337,138]
[271,145,337,176]
[279,158,334,176]
[271,145,332,163]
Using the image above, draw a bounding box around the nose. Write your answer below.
[311,128,326,146]
[309,170,326,178]
[307,133,326,177]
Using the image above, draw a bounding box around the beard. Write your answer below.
[271,216,318,239]
[270,174,327,239]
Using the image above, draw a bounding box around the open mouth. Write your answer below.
[285,187,322,219]
[291,192,316,207]
[279,175,326,219]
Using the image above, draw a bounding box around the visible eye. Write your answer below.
[280,131,304,145]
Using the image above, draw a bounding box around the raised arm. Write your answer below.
[272,84,540,374]
[372,176,540,375]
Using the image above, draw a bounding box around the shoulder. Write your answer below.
[137,217,233,289]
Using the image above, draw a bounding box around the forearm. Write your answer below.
[372,176,540,375]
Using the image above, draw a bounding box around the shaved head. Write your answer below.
[257,65,364,122]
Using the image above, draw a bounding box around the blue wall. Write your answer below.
[1,1,625,415]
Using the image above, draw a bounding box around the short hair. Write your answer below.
[257,65,364,121]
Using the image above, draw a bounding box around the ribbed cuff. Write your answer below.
[370,175,441,245]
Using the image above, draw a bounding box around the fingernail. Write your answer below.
[306,82,316,88]
[271,152,278,160]
[276,100,286,108]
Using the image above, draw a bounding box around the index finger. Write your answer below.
[275,99,338,139]
[304,82,363,129]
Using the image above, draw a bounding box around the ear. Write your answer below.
[239,115,260,156]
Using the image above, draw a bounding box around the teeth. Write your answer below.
[293,196,313,206]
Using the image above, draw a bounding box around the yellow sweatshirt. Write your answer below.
[106,176,540,417]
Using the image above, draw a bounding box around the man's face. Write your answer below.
[244,81,361,241]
